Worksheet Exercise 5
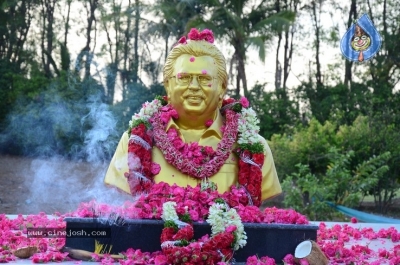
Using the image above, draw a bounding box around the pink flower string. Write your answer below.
[152,109,239,179]
[187,28,214,43]
[166,127,215,165]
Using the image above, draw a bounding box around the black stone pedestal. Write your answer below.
[64,217,318,263]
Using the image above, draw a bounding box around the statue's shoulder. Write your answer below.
[256,134,272,154]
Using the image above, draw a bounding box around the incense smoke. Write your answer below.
[0,71,133,214]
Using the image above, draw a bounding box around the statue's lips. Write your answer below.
[184,95,204,100]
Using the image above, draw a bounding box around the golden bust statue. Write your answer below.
[104,29,281,206]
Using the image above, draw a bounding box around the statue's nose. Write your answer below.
[188,77,200,90]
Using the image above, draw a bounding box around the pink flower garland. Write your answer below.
[165,128,216,165]
[176,28,214,47]
[151,109,239,179]
[187,28,215,43]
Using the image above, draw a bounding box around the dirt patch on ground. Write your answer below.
[0,155,131,214]
[0,155,32,213]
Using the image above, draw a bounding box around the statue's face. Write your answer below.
[167,54,223,119]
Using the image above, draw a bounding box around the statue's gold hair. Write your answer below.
[163,40,228,90]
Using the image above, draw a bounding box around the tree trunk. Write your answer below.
[3,0,33,68]
[274,0,282,91]
[235,46,248,97]
[367,0,395,105]
[122,0,133,93]
[238,55,248,97]
[81,0,98,80]
[106,63,117,104]
[275,38,282,91]
[236,65,240,98]
[102,0,123,104]
[344,0,357,87]
[282,0,297,91]
[311,1,322,89]
[64,0,72,48]
[131,0,140,84]
[40,0,56,78]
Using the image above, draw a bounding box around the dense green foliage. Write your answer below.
[271,117,399,218]
[0,0,399,217]
[281,150,390,220]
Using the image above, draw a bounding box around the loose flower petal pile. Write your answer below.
[70,183,309,224]
[0,183,399,264]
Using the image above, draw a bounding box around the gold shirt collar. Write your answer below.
[165,110,224,140]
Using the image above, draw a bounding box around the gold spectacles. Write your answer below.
[168,74,217,87]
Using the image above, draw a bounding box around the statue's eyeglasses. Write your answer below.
[168,74,217,87]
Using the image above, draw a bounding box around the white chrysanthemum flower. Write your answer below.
[161,201,179,222]
[206,203,247,251]
[130,99,162,125]
[207,203,226,235]
[237,107,261,145]
[224,208,247,250]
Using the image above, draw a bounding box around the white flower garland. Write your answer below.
[237,107,261,145]
[161,201,247,251]
[161,201,179,222]
[128,99,162,128]
[161,201,189,228]
[207,203,247,251]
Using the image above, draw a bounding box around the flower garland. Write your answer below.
[152,106,239,179]
[159,200,247,264]
[124,98,164,194]
[126,95,266,205]
[222,98,265,206]
[206,201,247,251]
[177,28,215,45]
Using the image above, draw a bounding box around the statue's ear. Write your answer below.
[218,81,226,99]
[164,80,171,98]
[217,82,226,108]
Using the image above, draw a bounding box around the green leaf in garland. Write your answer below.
[214,198,226,205]
[232,103,242,113]
[232,232,238,248]
[179,213,192,224]
[127,119,151,136]
[155,95,168,106]
[164,220,178,231]
[238,142,264,154]
[175,239,189,247]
